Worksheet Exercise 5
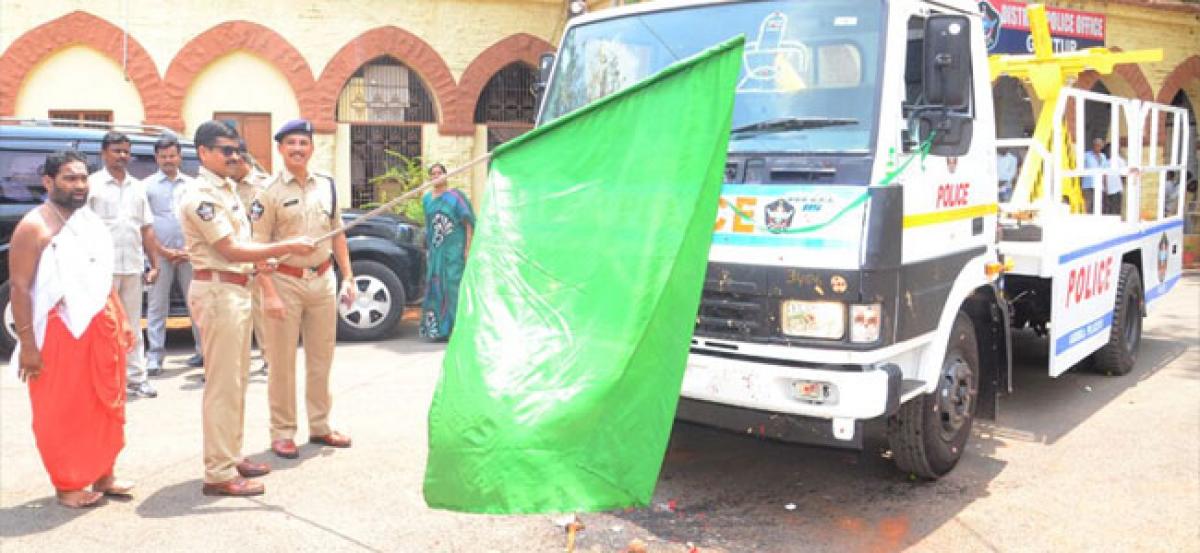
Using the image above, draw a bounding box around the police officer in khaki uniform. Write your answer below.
[232,141,270,374]
[251,119,355,459]
[180,120,315,497]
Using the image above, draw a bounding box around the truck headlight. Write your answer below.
[849,303,882,343]
[780,300,844,339]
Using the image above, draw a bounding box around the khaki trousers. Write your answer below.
[263,271,337,441]
[189,279,252,484]
[250,276,266,353]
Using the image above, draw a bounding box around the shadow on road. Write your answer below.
[0,496,98,538]
[134,479,281,519]
[995,331,1190,446]
[604,420,1007,553]
[134,480,383,551]
[244,443,337,473]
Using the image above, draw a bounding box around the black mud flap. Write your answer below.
[966,285,1012,421]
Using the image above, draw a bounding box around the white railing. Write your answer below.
[1041,88,1190,226]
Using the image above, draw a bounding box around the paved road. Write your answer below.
[1,276,1197,552]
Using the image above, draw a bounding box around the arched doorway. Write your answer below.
[1084,81,1117,146]
[1169,90,1197,245]
[337,56,437,206]
[1169,90,1197,185]
[14,45,146,125]
[474,62,539,151]
[992,76,1035,139]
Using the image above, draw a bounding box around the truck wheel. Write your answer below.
[888,313,979,480]
[1092,263,1142,376]
[336,260,406,341]
[0,282,15,355]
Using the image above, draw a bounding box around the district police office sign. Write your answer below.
[978,0,1106,54]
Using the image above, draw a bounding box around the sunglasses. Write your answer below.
[205,145,243,158]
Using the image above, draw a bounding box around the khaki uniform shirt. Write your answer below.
[250,169,342,268]
[88,167,154,275]
[235,170,271,210]
[178,167,253,274]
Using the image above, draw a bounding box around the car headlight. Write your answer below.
[849,303,882,343]
[396,223,421,246]
[780,300,844,339]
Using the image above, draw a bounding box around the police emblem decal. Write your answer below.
[196,201,215,222]
[830,275,848,294]
[764,198,795,231]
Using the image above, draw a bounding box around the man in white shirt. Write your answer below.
[88,131,163,399]
[1082,137,1106,214]
[1104,141,1128,217]
[144,134,203,376]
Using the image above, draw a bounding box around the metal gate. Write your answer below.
[349,124,422,207]
[475,62,538,151]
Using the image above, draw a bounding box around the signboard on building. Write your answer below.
[978,1,1106,54]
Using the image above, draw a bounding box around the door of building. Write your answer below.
[214,112,272,173]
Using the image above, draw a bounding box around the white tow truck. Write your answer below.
[535,0,1190,478]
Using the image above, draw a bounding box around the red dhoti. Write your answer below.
[28,292,130,491]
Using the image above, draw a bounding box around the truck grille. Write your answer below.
[695,282,774,342]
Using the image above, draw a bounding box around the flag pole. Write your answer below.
[271,152,491,268]
[317,152,492,242]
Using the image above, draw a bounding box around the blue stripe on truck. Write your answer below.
[1145,275,1181,303]
[1058,219,1182,264]
[1054,311,1114,356]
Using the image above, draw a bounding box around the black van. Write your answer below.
[0,120,199,355]
[1,119,425,354]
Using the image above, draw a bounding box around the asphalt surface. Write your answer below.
[1,276,1197,552]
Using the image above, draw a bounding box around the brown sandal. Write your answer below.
[56,489,103,508]
[92,474,135,497]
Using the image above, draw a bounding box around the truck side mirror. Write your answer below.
[534,52,556,96]
[918,114,973,157]
[911,14,974,156]
[922,15,971,109]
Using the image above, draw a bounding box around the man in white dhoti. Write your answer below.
[9,150,135,508]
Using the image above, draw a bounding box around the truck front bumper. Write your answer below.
[680,352,901,442]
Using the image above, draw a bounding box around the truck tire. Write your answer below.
[336,260,406,341]
[888,312,979,480]
[1092,263,1142,376]
[0,282,15,356]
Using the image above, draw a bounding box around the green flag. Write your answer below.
[423,37,744,514]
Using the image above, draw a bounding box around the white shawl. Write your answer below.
[10,206,114,371]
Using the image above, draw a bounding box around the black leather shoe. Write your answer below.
[186,354,204,368]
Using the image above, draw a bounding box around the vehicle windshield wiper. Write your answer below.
[730,116,859,136]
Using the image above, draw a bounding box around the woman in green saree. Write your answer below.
[420,163,474,340]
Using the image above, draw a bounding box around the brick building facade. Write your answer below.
[0,1,569,204]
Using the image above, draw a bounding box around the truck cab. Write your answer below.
[536,0,1185,479]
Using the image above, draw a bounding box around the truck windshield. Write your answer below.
[540,0,884,155]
